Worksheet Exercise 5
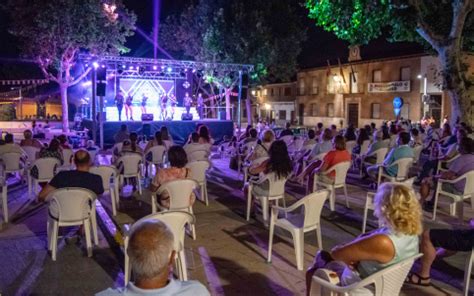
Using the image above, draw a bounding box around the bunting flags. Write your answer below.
[337,58,346,84]
[350,64,356,83]
[0,79,48,86]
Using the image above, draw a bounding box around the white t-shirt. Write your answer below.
[0,143,25,156]
[96,279,210,296]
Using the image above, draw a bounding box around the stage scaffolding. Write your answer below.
[78,55,253,148]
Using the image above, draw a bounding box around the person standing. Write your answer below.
[184,92,193,116]
[125,94,134,121]
[115,91,125,121]
[197,93,204,119]
[160,94,168,120]
[169,94,177,119]
[141,93,148,116]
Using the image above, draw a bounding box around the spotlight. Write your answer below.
[101,64,106,68]
[122,65,126,69]
[92,62,99,69]
[85,63,89,68]
[153,65,158,70]
[82,81,92,87]
[192,69,197,73]
[161,65,165,70]
[167,67,172,72]
[184,68,188,72]
[129,66,134,70]
[417,74,422,79]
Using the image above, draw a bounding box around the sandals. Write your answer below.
[405,272,431,286]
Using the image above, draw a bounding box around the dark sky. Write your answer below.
[0,0,424,70]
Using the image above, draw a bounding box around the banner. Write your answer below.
[368,81,410,93]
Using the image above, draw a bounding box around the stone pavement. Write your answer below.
[0,157,472,295]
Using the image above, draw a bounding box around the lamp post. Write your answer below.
[417,74,429,118]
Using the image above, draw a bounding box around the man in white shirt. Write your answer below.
[0,133,26,156]
[184,132,211,156]
[96,219,209,296]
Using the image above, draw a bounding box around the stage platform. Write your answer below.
[84,119,234,147]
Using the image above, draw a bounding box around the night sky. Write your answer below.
[0,0,424,71]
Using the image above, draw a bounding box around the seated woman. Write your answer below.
[303,129,317,146]
[359,130,388,176]
[246,140,292,196]
[295,135,351,193]
[306,183,422,296]
[247,129,274,162]
[20,130,43,149]
[120,132,144,156]
[149,146,195,209]
[38,139,64,164]
[198,125,214,145]
[144,131,165,153]
[160,126,174,150]
[293,128,332,177]
[352,128,370,155]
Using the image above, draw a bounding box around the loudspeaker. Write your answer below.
[141,113,154,121]
[181,113,193,121]
[97,67,107,81]
[96,82,106,96]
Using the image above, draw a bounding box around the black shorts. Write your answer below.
[430,229,474,252]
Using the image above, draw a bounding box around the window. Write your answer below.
[298,79,305,95]
[311,103,318,116]
[263,89,268,96]
[270,88,274,96]
[326,103,334,117]
[372,70,382,82]
[284,87,291,96]
[311,78,318,94]
[401,103,410,119]
[371,103,381,119]
[279,110,287,120]
[350,72,359,93]
[400,67,411,81]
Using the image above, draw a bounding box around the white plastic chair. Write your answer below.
[310,253,422,296]
[0,174,8,223]
[22,146,40,165]
[152,179,198,239]
[313,161,351,211]
[124,211,195,284]
[377,157,413,188]
[345,141,357,155]
[437,154,460,173]
[237,141,257,175]
[60,148,74,170]
[359,148,388,177]
[144,145,166,175]
[187,149,209,162]
[432,170,474,221]
[46,188,96,261]
[361,178,415,233]
[27,157,61,198]
[280,135,294,147]
[90,165,119,216]
[267,190,330,270]
[116,154,143,195]
[359,140,370,155]
[246,172,288,222]
[412,145,423,164]
[1,152,25,179]
[464,247,474,296]
[185,160,211,206]
[243,156,269,184]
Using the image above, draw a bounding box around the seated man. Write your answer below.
[419,137,474,210]
[38,150,104,202]
[0,133,26,156]
[184,132,211,156]
[279,122,294,138]
[242,128,258,144]
[367,131,414,181]
[406,221,474,286]
[96,219,210,295]
[20,130,43,149]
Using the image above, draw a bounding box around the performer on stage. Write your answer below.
[197,93,204,119]
[141,93,148,115]
[160,93,168,120]
[169,93,177,119]
[184,92,193,115]
[125,94,134,121]
[115,91,125,121]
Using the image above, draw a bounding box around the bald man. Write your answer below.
[38,150,104,202]
[97,220,209,295]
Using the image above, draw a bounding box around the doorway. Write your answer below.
[347,103,359,127]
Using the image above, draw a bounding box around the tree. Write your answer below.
[5,0,136,131]
[160,0,307,124]
[306,0,474,125]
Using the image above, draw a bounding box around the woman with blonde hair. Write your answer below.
[247,129,275,161]
[306,183,422,296]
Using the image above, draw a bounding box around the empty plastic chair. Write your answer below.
[27,157,61,198]
[185,160,211,206]
[313,161,351,211]
[90,165,119,216]
[116,154,143,195]
[247,172,288,222]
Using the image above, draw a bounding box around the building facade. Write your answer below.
[251,82,297,125]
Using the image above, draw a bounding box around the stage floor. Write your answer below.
[84,119,234,147]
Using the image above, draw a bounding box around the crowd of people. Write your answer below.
[0,116,473,295]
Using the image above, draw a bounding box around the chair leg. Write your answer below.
[293,230,304,271]
[464,250,474,296]
[124,252,131,285]
[189,207,196,240]
[51,221,59,261]
[178,250,188,281]
[343,185,350,208]
[137,176,142,195]
[2,186,7,223]
[246,187,252,221]
[110,189,117,216]
[362,201,369,234]
[267,219,275,263]
[316,227,323,250]
[47,217,52,251]
[151,193,157,214]
[329,188,335,212]
[200,184,205,204]
[90,207,99,245]
[28,175,32,198]
[432,185,440,221]
[84,219,93,258]
[261,197,269,222]
[203,182,209,206]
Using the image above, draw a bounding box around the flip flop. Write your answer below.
[405,272,431,286]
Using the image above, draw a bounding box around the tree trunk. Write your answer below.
[60,83,69,132]
[438,48,473,126]
[225,88,231,120]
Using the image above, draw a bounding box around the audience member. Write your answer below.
[57,134,71,150]
[114,124,130,143]
[184,132,211,156]
[145,131,165,152]
[303,129,317,146]
[121,132,144,155]
[330,124,338,138]
[279,122,294,138]
[38,139,64,164]
[96,220,209,296]
[160,126,174,149]
[315,122,324,137]
[243,128,258,144]
[247,129,274,161]
[0,133,26,156]
[343,125,356,142]
[198,125,213,145]
[20,130,43,149]
[352,128,370,155]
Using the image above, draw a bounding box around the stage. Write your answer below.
[83,119,234,147]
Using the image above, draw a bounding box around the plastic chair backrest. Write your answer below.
[252,156,269,166]
[413,145,423,162]
[146,145,166,164]
[315,152,327,161]
[329,161,351,185]
[374,148,388,164]
[185,161,210,183]
[112,143,123,156]
[117,154,142,175]
[293,138,305,152]
[280,135,294,146]
[392,157,413,179]
[461,171,474,195]
[89,166,117,191]
[47,187,96,222]
[389,135,397,148]
[32,157,60,180]
[360,140,370,155]
[303,190,330,227]
[62,149,74,166]
[161,179,198,210]
[187,150,209,162]
[266,172,288,197]
[22,146,40,163]
[130,211,195,251]
[2,152,22,171]
[345,141,356,153]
